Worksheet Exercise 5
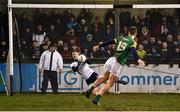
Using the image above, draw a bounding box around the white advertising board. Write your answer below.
[37,64,180,93]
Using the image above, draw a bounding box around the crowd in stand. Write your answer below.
[0,9,180,64]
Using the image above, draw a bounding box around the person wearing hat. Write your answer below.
[39,43,63,94]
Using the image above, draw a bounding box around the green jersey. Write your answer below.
[114,36,135,65]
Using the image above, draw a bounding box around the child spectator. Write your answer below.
[137,44,147,60]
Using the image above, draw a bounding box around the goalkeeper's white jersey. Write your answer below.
[70,62,94,80]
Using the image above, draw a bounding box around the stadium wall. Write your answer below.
[0,63,180,93]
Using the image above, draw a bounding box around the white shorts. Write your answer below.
[104,57,123,77]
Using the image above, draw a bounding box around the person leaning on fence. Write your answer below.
[39,43,63,94]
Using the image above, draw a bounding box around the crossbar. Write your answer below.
[8,4,180,9]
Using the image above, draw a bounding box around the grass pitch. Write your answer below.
[0,93,180,111]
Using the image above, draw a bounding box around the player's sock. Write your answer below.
[85,85,95,99]
[95,95,101,102]
[92,95,101,106]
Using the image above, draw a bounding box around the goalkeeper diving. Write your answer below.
[70,48,127,96]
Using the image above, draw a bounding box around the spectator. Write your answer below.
[32,25,46,46]
[57,40,64,53]
[137,44,147,60]
[48,9,61,26]
[47,24,58,43]
[149,9,163,36]
[171,47,180,60]
[20,40,29,58]
[77,9,93,27]
[166,34,174,49]
[69,38,81,51]
[48,9,64,37]
[61,44,71,58]
[21,27,33,47]
[63,28,81,48]
[146,37,159,52]
[131,15,139,27]
[120,26,128,36]
[174,17,180,35]
[146,37,160,65]
[18,12,32,35]
[40,43,49,54]
[176,34,180,47]
[93,42,109,58]
[104,25,114,42]
[33,9,48,29]
[91,23,105,44]
[83,34,94,57]
[91,16,103,30]
[39,43,63,94]
[78,18,87,34]
[0,40,8,59]
[137,19,146,36]
[65,28,74,41]
[42,36,51,47]
[79,25,89,49]
[156,17,169,39]
[147,47,161,65]
[119,10,131,29]
[160,42,169,60]
[161,17,170,40]
[106,44,116,57]
[62,9,75,27]
[2,11,8,42]
[157,39,162,49]
[0,11,2,37]
[30,40,41,59]
[144,11,151,32]
[66,16,79,35]
[138,26,151,44]
[104,9,115,32]
[71,45,81,54]
[105,17,115,34]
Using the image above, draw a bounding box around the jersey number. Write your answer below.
[117,41,127,51]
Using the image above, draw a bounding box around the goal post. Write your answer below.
[7,0,14,96]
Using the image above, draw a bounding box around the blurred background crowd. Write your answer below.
[0,8,180,65]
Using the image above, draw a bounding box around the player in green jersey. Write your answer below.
[84,26,145,105]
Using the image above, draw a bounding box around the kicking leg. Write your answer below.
[92,73,118,105]
[92,87,100,96]
[85,70,110,99]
